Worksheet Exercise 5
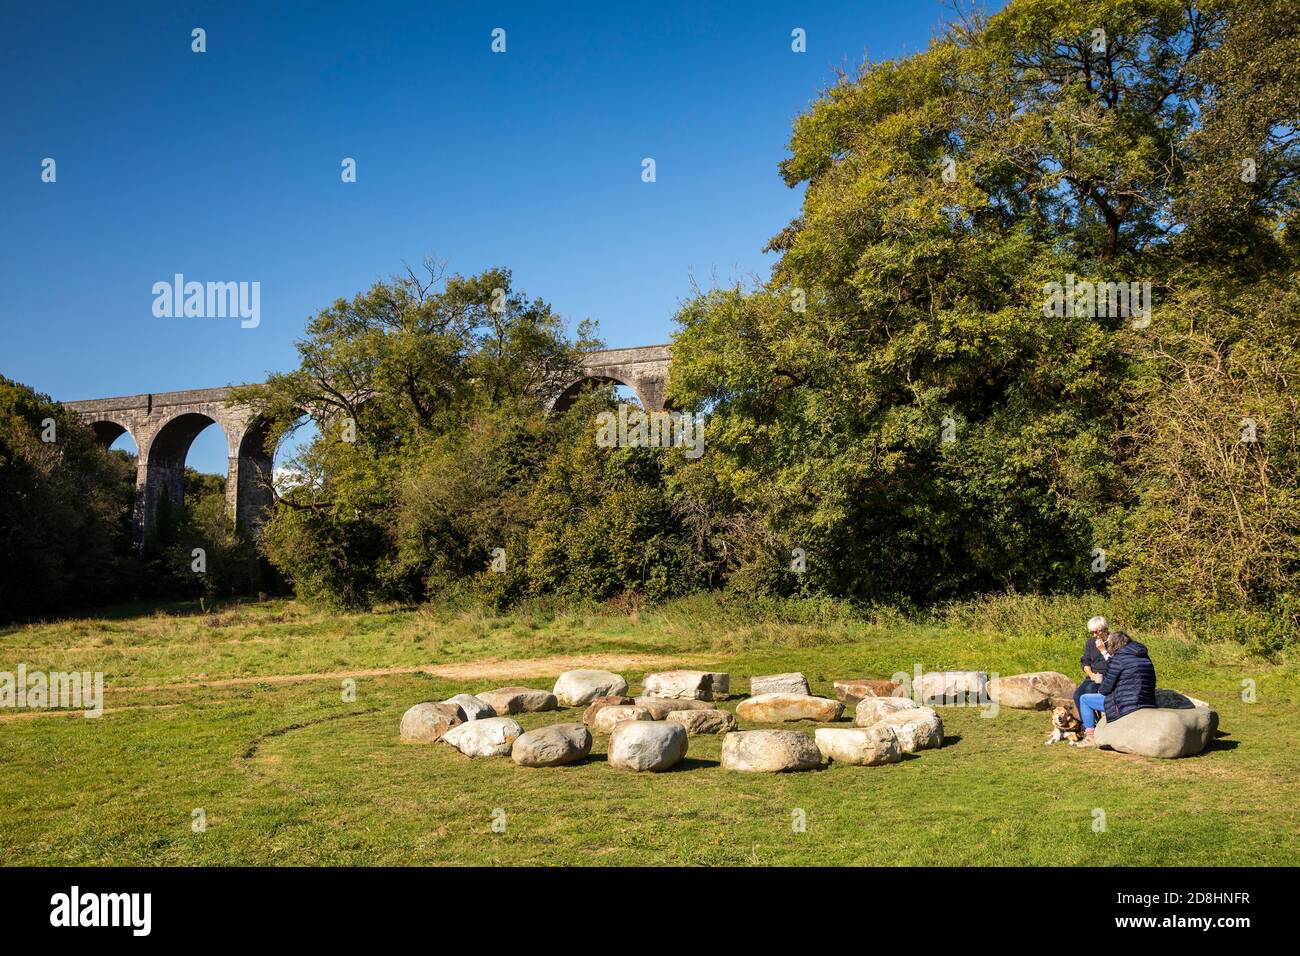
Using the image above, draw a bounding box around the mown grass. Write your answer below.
[1,594,1297,865]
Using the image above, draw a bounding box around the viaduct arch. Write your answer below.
[65,344,672,547]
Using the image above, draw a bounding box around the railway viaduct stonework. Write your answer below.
[65,344,671,545]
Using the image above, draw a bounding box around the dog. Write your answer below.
[1044,705,1085,745]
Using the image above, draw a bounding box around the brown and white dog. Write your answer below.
[1044,705,1085,745]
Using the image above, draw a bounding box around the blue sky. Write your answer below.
[1,0,979,472]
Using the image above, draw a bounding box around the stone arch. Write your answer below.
[549,374,653,414]
[140,411,230,542]
[86,415,137,449]
[231,413,280,532]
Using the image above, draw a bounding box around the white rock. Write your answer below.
[511,723,592,767]
[642,670,714,700]
[814,726,903,766]
[720,730,823,772]
[552,670,629,707]
[914,671,987,705]
[442,693,496,721]
[853,696,919,727]
[608,721,688,772]
[592,705,655,734]
[399,702,464,743]
[874,707,944,752]
[750,672,811,696]
[442,717,524,757]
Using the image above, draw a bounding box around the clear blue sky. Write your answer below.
[1,0,982,472]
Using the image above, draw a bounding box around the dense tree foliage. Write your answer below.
[4,0,1297,635]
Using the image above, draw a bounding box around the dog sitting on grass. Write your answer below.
[1044,705,1085,745]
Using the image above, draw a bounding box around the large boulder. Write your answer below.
[750,672,811,696]
[814,726,903,766]
[736,693,844,723]
[477,686,558,715]
[441,717,524,757]
[705,672,731,700]
[511,723,593,767]
[872,708,944,753]
[592,705,656,734]
[1154,689,1213,710]
[553,670,629,707]
[666,708,738,735]
[721,730,823,773]
[853,696,920,726]
[833,679,903,705]
[1095,707,1218,759]
[633,696,717,720]
[442,693,496,721]
[582,695,636,727]
[987,672,1076,710]
[608,721,688,772]
[399,702,465,743]
[641,670,714,700]
[914,671,987,705]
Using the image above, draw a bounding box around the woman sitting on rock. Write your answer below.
[1075,630,1157,748]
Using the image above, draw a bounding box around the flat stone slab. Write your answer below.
[666,708,738,735]
[721,730,823,772]
[442,693,496,721]
[441,717,524,757]
[641,670,714,701]
[814,726,903,766]
[633,697,717,720]
[833,679,902,705]
[511,723,593,767]
[914,671,987,705]
[477,686,558,715]
[987,672,1075,710]
[582,695,636,726]
[1096,707,1218,758]
[853,696,920,727]
[553,669,629,707]
[736,693,843,723]
[399,702,465,743]
[871,708,944,753]
[592,705,656,734]
[749,672,811,696]
[608,721,688,772]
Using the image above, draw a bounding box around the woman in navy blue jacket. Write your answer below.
[1076,631,1157,746]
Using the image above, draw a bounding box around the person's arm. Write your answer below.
[1081,641,1095,678]
[1098,656,1121,696]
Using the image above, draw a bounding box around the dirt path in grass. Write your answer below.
[115,652,706,693]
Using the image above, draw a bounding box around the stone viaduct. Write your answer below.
[64,344,671,546]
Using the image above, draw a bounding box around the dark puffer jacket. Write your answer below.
[1097,640,1157,722]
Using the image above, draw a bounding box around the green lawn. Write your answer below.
[2,596,1297,865]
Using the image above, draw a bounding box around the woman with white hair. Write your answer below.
[1074,615,1110,718]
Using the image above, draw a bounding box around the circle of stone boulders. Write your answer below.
[608,720,688,771]
[401,661,1218,771]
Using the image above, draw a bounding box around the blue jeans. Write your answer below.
[1079,692,1107,730]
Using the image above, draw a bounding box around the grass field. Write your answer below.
[2,595,1298,865]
